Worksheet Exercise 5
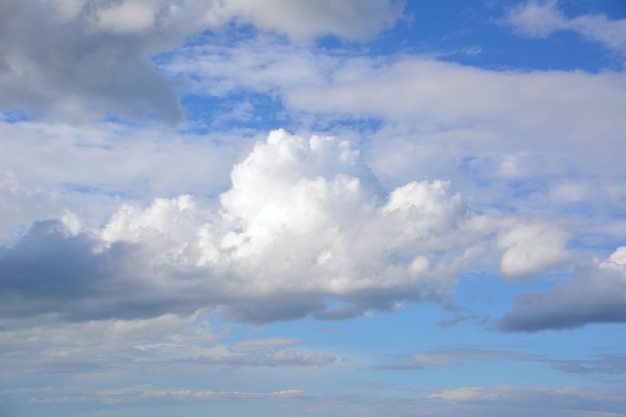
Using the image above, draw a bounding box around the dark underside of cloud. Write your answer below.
[0,219,435,325]
[496,265,626,332]
[0,0,185,124]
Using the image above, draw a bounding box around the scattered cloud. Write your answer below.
[504,1,626,54]
[376,345,626,379]
[375,346,539,370]
[1,3,625,416]
[497,247,626,331]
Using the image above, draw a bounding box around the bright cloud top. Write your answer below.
[1,130,496,324]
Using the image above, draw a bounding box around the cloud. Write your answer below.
[0,130,494,325]
[204,0,405,43]
[0,0,404,123]
[425,385,626,408]
[504,1,626,54]
[230,337,301,353]
[95,1,159,34]
[498,223,570,280]
[0,0,212,123]
[375,346,539,370]
[30,385,307,405]
[375,345,626,379]
[547,354,626,376]
[167,40,626,152]
[497,246,626,332]
[189,349,336,368]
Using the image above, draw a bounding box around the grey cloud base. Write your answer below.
[496,249,626,332]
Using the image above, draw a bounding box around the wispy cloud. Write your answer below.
[504,1,626,54]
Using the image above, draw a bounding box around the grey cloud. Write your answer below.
[0,0,197,123]
[222,293,329,324]
[547,354,626,376]
[375,346,539,370]
[0,0,405,123]
[0,220,211,322]
[496,263,626,332]
[375,346,626,378]
[189,350,336,368]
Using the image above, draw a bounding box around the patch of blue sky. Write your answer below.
[180,92,287,134]
[345,1,626,72]
[61,182,128,198]
[0,110,31,123]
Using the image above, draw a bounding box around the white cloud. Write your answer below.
[203,0,404,43]
[95,1,159,34]
[230,337,301,353]
[426,385,626,404]
[0,130,498,325]
[505,1,626,54]
[166,42,626,188]
[498,223,570,279]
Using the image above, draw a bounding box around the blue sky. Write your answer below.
[1,1,625,416]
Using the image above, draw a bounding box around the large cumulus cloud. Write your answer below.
[0,130,495,324]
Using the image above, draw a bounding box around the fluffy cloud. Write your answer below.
[498,223,570,279]
[497,246,626,331]
[505,1,626,54]
[0,130,495,325]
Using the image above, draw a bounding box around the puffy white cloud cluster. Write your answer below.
[0,130,496,324]
[498,223,570,279]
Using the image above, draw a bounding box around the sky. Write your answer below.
[0,0,625,416]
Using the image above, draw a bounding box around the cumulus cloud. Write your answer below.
[0,130,495,325]
[497,246,626,332]
[505,1,626,54]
